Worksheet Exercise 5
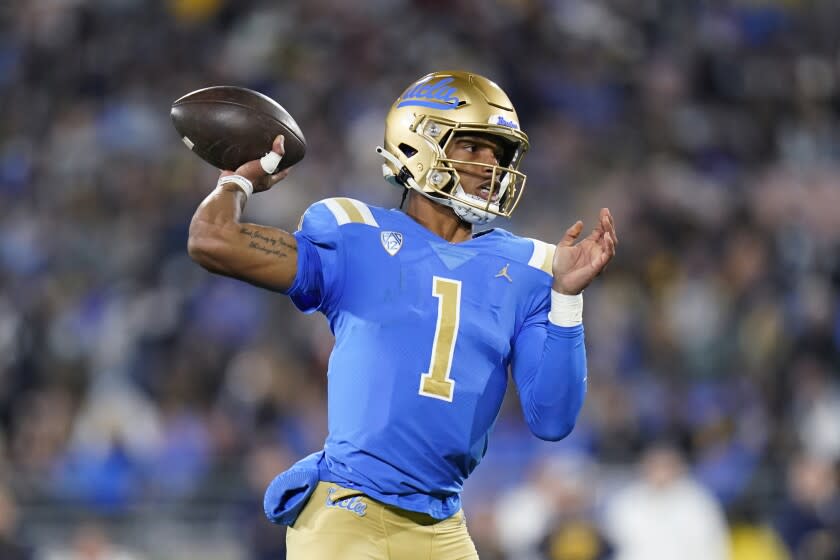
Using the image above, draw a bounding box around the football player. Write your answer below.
[187,71,617,559]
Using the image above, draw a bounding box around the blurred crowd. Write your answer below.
[1,0,839,558]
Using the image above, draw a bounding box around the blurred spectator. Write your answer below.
[42,522,143,560]
[727,503,790,560]
[603,443,730,560]
[773,454,840,560]
[0,485,33,560]
[493,457,561,560]
[536,455,611,560]
[494,453,610,560]
[241,439,294,560]
[0,0,839,556]
[791,358,840,463]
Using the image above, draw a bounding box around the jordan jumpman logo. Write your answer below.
[495,263,513,283]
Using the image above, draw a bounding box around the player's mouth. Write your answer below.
[477,182,501,202]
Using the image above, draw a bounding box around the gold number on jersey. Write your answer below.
[419,276,462,402]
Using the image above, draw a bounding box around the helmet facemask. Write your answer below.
[384,115,528,225]
[429,124,527,224]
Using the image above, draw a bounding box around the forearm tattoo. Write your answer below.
[240,227,297,258]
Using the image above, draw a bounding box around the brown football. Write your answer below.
[171,86,306,172]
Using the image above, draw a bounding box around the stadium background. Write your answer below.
[1,0,839,558]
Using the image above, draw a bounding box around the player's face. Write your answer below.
[445,134,506,202]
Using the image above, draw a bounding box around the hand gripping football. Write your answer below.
[171,86,306,173]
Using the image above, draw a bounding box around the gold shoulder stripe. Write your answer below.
[527,239,555,276]
[346,198,379,226]
[334,198,365,224]
[323,198,379,227]
[541,244,555,275]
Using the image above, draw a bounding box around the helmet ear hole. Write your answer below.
[399,143,418,158]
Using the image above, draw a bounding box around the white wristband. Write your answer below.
[217,175,253,199]
[548,290,583,327]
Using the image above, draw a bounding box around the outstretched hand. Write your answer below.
[219,134,291,194]
[552,208,618,295]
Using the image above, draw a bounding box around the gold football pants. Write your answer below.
[286,482,479,559]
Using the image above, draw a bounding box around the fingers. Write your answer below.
[557,209,618,255]
[267,137,289,185]
[272,134,286,156]
[236,159,267,177]
[257,166,291,192]
[558,221,584,247]
[227,134,291,192]
[269,169,291,184]
[232,135,286,176]
[585,225,603,242]
[586,213,605,241]
[601,207,618,246]
[595,231,616,271]
[605,230,616,258]
[260,135,286,174]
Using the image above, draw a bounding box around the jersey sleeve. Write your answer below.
[509,243,588,441]
[283,200,345,314]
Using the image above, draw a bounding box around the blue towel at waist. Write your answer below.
[263,450,325,526]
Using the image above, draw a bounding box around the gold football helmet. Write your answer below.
[377,71,529,224]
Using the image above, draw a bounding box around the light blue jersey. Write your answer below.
[283,197,587,519]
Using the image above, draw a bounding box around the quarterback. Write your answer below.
[188,71,617,559]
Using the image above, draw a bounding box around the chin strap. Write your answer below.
[449,185,498,225]
[377,146,422,191]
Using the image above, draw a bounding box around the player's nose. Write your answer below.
[478,149,498,170]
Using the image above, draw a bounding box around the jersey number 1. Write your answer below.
[419,276,462,402]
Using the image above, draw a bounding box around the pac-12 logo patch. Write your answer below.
[381,231,404,256]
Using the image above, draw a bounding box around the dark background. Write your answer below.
[0,1,838,558]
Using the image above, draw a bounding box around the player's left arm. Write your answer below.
[511,208,617,441]
[511,320,587,441]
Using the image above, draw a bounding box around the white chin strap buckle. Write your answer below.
[450,185,499,225]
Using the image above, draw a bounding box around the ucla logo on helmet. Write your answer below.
[397,77,460,110]
[381,231,404,256]
[489,114,519,129]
